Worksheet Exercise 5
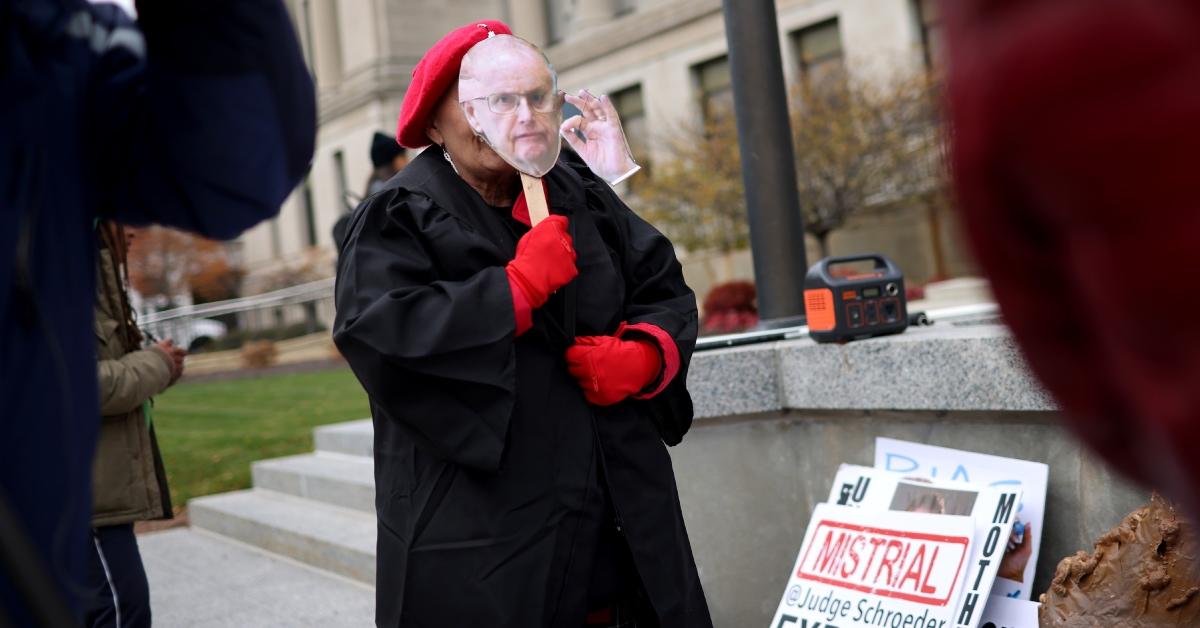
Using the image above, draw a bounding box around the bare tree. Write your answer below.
[128,226,241,307]
[791,71,945,259]
[631,70,948,269]
[629,112,748,255]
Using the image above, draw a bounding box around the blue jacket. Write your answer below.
[0,0,314,622]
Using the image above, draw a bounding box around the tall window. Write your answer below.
[914,0,943,74]
[610,85,648,165]
[792,19,844,92]
[301,179,317,247]
[694,55,733,123]
[332,150,349,213]
[269,218,282,259]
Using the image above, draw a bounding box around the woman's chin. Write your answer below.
[483,158,519,180]
[468,144,511,175]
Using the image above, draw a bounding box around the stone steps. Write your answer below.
[252,451,375,514]
[313,418,374,457]
[189,488,377,585]
[187,419,380,588]
[140,528,374,626]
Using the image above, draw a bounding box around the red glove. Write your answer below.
[565,335,662,406]
[506,215,578,310]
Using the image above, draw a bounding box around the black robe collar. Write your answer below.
[397,145,589,228]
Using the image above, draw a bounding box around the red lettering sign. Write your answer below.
[796,520,969,606]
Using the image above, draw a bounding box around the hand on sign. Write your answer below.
[997,522,1033,582]
[506,215,578,309]
[565,335,661,406]
[560,90,640,185]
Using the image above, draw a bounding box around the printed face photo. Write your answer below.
[888,482,978,517]
[459,35,562,177]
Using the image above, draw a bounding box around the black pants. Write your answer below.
[84,524,150,628]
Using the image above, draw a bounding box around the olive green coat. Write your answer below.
[92,250,174,527]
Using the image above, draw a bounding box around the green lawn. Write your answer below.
[151,368,371,509]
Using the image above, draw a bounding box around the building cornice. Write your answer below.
[316,0,723,120]
[317,57,419,125]
[545,0,723,72]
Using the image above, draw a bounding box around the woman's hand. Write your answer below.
[565,335,661,406]
[997,522,1033,581]
[155,339,187,383]
[506,215,578,309]
[560,90,640,185]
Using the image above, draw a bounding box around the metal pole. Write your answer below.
[721,0,809,327]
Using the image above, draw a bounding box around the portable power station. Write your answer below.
[804,254,908,343]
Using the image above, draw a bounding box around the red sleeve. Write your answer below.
[619,322,680,399]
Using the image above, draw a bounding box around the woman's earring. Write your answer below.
[443,148,460,175]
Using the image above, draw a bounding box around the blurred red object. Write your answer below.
[701,281,759,334]
[945,0,1200,513]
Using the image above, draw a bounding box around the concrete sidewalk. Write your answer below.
[139,528,373,627]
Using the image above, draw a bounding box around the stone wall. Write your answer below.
[671,323,1148,627]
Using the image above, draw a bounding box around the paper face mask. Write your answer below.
[459,33,562,178]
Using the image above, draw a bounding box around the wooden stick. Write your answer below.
[521,173,549,226]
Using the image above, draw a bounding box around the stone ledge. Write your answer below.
[687,342,783,419]
[687,323,1054,419]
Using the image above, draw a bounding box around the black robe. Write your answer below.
[333,148,712,628]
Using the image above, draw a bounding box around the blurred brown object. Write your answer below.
[240,340,278,369]
[1040,494,1200,627]
[701,281,758,335]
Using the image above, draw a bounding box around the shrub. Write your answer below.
[701,281,759,335]
[240,340,278,369]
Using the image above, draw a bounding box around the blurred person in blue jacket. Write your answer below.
[0,0,315,624]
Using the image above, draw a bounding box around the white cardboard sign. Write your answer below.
[828,465,1022,628]
[979,596,1040,628]
[770,503,975,628]
[874,438,1048,600]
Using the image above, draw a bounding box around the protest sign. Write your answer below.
[770,503,975,628]
[874,438,1048,600]
[828,465,1022,628]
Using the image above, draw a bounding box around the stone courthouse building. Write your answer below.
[238,0,974,299]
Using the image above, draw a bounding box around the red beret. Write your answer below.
[395,20,513,149]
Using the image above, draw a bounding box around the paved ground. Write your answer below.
[139,528,373,627]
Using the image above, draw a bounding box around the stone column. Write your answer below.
[508,0,550,47]
[569,0,614,36]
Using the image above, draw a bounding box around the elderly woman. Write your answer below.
[333,20,712,628]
